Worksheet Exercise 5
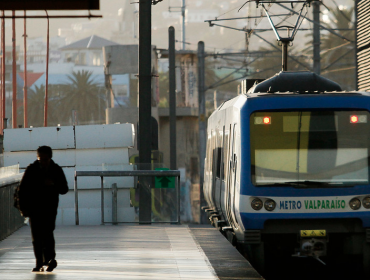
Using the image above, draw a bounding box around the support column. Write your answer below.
[197,41,207,224]
[1,11,5,130]
[138,0,152,224]
[313,1,321,75]
[12,11,16,128]
[282,40,288,71]
[44,12,49,127]
[23,10,28,128]
[169,26,176,170]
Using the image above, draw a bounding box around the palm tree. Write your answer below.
[304,6,355,90]
[59,70,104,124]
[26,84,61,127]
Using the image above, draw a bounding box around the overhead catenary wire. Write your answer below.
[275,2,354,43]
[329,0,353,24]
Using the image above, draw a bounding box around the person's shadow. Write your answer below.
[33,273,58,280]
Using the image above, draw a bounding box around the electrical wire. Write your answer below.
[329,0,353,23]
[320,41,351,55]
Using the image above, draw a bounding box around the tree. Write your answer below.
[320,7,355,90]
[304,6,355,90]
[27,85,58,127]
[59,70,104,124]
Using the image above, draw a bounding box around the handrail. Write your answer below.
[75,170,180,177]
[0,177,24,241]
[74,170,181,225]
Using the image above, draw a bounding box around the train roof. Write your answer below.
[247,71,343,94]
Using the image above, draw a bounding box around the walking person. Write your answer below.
[18,146,68,272]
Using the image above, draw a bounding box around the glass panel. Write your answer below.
[250,111,370,186]
[97,163,179,223]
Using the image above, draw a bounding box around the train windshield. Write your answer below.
[250,111,370,186]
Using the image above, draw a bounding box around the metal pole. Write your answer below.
[101,176,104,225]
[74,174,79,225]
[197,41,207,224]
[138,0,152,224]
[355,0,359,91]
[44,11,49,127]
[0,12,2,134]
[1,11,5,129]
[282,41,288,71]
[169,26,177,170]
[313,1,320,75]
[0,15,102,19]
[112,183,118,225]
[181,0,185,50]
[23,10,27,128]
[11,11,16,129]
[177,175,180,224]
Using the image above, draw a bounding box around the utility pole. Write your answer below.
[1,10,4,134]
[169,0,186,50]
[138,0,152,224]
[23,10,28,128]
[169,26,177,170]
[197,41,207,224]
[313,1,320,75]
[44,12,49,127]
[181,0,185,50]
[12,10,16,128]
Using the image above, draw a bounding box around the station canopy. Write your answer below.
[0,0,99,10]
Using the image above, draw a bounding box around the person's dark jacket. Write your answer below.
[18,159,68,217]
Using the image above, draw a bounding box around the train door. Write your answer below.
[226,123,238,228]
[220,126,229,220]
[210,130,217,208]
[204,135,212,207]
[215,128,224,217]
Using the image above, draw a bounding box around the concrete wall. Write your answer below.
[3,123,136,225]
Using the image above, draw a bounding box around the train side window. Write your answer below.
[211,130,216,175]
[209,130,214,173]
[216,129,223,178]
[216,147,222,178]
[206,136,211,173]
[221,126,226,180]
[223,132,229,181]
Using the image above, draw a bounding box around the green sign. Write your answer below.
[155,168,175,189]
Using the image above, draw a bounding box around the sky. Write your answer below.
[1,0,356,53]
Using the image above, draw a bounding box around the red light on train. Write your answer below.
[263,117,271,124]
[350,115,358,123]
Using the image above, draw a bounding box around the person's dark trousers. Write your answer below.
[29,212,57,267]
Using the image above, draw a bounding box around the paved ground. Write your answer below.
[0,224,262,280]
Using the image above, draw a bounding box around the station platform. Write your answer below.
[0,224,262,280]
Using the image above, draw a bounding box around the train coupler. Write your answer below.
[292,230,328,265]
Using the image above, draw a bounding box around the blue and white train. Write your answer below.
[203,71,370,275]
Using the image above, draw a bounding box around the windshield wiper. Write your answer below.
[267,181,332,187]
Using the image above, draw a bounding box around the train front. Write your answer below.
[238,72,370,269]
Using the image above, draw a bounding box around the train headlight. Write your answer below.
[349,198,361,210]
[363,197,370,209]
[264,199,276,211]
[251,198,263,211]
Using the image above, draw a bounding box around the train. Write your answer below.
[203,71,370,276]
